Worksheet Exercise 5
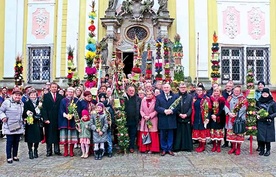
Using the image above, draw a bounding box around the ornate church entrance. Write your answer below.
[123,52,134,77]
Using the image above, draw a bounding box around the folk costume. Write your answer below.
[58,96,79,157]
[209,95,226,153]
[224,93,248,155]
[139,96,160,153]
[256,88,276,156]
[42,91,63,156]
[191,94,212,152]
[174,91,193,152]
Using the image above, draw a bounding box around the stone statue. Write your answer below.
[141,0,155,15]
[157,0,168,13]
[108,0,118,11]
[100,37,108,66]
[117,0,132,16]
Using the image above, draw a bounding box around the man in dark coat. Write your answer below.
[174,82,193,152]
[124,85,141,153]
[42,82,63,156]
[155,83,178,156]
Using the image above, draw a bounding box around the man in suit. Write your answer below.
[42,82,63,156]
[155,83,178,156]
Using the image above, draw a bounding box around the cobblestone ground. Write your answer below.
[0,136,276,177]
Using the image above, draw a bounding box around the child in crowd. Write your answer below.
[90,103,108,160]
[77,110,91,159]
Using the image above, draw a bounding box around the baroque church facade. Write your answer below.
[0,0,275,88]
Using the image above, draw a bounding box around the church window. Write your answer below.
[126,26,148,41]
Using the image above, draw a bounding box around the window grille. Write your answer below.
[28,47,51,83]
[246,47,270,84]
[221,46,270,85]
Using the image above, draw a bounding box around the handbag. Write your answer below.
[142,121,151,145]
[8,121,21,132]
[233,112,246,134]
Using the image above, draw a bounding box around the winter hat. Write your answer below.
[82,110,89,117]
[83,90,92,97]
[197,85,205,91]
[258,81,265,87]
[96,102,105,108]
[98,93,107,100]
[262,88,270,94]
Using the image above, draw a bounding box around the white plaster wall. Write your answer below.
[176,0,189,77]
[66,0,80,72]
[194,0,208,77]
[3,0,24,77]
[217,0,270,45]
[55,0,63,78]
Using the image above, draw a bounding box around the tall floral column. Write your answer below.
[210,32,220,83]
[155,39,163,81]
[14,55,24,86]
[173,34,184,82]
[67,46,80,87]
[145,44,152,80]
[84,1,97,89]
[163,38,171,82]
[110,54,129,154]
[246,68,257,154]
[131,36,141,82]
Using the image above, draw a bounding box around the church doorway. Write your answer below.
[123,52,134,77]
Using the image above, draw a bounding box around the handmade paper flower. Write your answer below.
[85,67,97,75]
[85,51,96,59]
[88,25,96,32]
[86,44,96,52]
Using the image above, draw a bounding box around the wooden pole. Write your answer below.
[196,32,199,84]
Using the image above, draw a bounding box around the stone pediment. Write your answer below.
[116,0,156,22]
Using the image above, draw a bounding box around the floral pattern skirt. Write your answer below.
[60,129,78,145]
[192,129,210,142]
[210,129,224,141]
[226,129,244,143]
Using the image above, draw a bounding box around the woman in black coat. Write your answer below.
[23,89,43,159]
[256,88,276,156]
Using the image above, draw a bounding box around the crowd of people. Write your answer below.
[0,78,276,164]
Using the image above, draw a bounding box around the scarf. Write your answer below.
[259,95,273,104]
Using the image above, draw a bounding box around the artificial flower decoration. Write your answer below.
[86,44,96,52]
[14,55,24,86]
[210,31,221,83]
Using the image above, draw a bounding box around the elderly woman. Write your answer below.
[0,89,24,163]
[58,87,80,157]
[256,88,276,156]
[23,89,43,159]
[139,90,160,153]
[224,86,248,155]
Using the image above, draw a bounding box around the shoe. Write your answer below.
[46,153,52,157]
[83,153,88,159]
[129,149,134,153]
[54,152,62,156]
[147,151,152,154]
[160,151,166,156]
[256,146,261,151]
[34,149,38,158]
[222,143,229,148]
[98,149,103,160]
[94,151,99,160]
[13,157,19,161]
[7,159,13,164]
[81,154,84,158]
[264,150,270,156]
[108,153,112,158]
[259,151,264,156]
[168,151,175,156]
[29,151,34,159]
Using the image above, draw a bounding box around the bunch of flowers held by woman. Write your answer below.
[257,108,269,119]
[26,110,34,125]
[67,100,79,122]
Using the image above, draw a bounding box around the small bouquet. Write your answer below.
[68,101,78,120]
[233,99,245,114]
[146,120,153,129]
[257,108,269,119]
[203,100,209,128]
[26,110,34,125]
[169,96,182,110]
[95,115,101,132]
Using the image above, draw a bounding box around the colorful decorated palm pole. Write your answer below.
[131,36,142,82]
[155,38,163,81]
[84,0,98,89]
[246,68,257,154]
[67,46,80,87]
[110,53,129,154]
[14,55,24,86]
[145,44,152,80]
[210,32,220,83]
[163,38,171,82]
[173,34,184,82]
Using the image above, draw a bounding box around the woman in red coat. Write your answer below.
[139,90,160,153]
